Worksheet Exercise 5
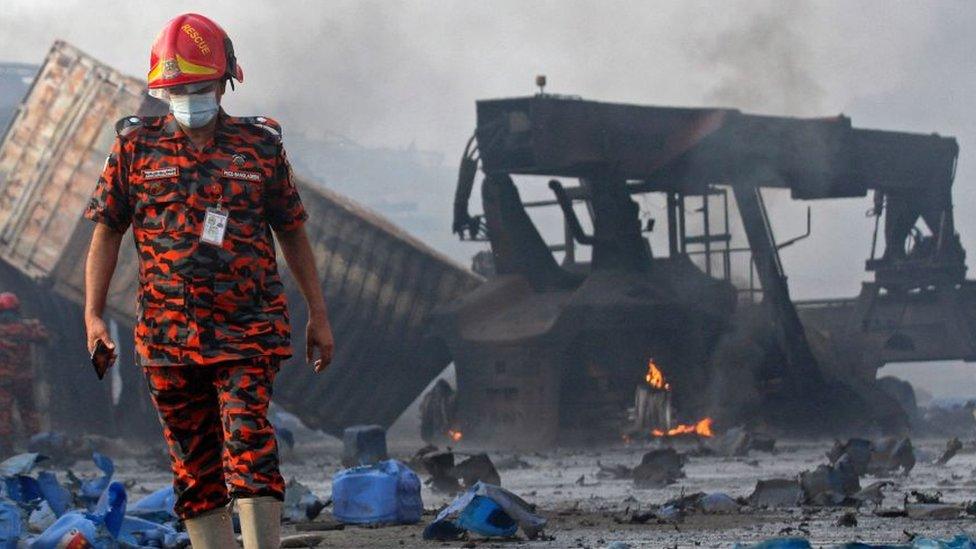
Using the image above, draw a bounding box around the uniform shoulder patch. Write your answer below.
[230,116,283,141]
[115,115,165,138]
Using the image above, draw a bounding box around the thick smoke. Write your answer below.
[1,1,974,295]
[2,1,975,397]
[677,3,831,291]
[694,3,825,116]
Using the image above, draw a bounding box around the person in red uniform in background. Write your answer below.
[83,13,334,549]
[0,292,49,457]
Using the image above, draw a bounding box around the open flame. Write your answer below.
[447,429,463,442]
[641,358,714,438]
[651,417,714,438]
[645,359,670,390]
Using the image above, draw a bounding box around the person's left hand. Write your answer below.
[306,316,335,373]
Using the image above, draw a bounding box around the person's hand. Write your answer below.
[85,316,116,355]
[306,316,334,373]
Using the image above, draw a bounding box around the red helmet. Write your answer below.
[0,292,20,312]
[147,13,244,90]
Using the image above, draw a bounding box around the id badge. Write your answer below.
[201,207,229,246]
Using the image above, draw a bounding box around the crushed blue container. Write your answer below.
[341,424,388,467]
[31,513,101,549]
[332,459,422,525]
[457,495,517,538]
[0,500,21,549]
[127,486,177,523]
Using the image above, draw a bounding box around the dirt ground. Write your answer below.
[79,433,976,549]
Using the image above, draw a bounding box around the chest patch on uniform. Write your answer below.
[222,169,262,182]
[142,167,180,180]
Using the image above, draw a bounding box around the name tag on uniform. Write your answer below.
[201,207,229,246]
[222,169,261,182]
[143,167,179,180]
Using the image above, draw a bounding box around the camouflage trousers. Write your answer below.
[144,356,284,519]
[0,374,41,444]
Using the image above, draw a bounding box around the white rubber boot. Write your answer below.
[184,505,238,548]
[236,496,282,549]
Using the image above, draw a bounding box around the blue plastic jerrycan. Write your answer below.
[332,459,422,525]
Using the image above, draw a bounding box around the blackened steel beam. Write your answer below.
[732,184,824,386]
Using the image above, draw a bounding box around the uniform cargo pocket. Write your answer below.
[213,278,277,341]
[139,280,188,345]
[212,279,260,317]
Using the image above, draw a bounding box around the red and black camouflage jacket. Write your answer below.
[84,111,308,367]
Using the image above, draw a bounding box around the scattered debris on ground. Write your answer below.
[852,480,894,507]
[800,463,860,506]
[423,481,546,541]
[934,438,963,466]
[494,455,532,470]
[633,448,685,488]
[709,426,778,456]
[6,435,976,547]
[280,532,326,547]
[734,535,976,548]
[748,478,804,508]
[412,446,462,494]
[902,489,965,520]
[828,437,916,476]
[596,461,634,480]
[450,453,501,488]
[282,479,328,523]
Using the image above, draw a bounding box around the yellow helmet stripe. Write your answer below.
[176,54,218,76]
[147,60,165,84]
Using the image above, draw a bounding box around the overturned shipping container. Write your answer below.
[0,41,480,437]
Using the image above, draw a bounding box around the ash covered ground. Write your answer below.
[67,431,976,548]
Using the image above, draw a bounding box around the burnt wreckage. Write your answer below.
[435,93,973,447]
[2,42,973,449]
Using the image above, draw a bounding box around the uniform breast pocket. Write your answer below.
[220,179,264,236]
[220,178,262,208]
[135,183,187,234]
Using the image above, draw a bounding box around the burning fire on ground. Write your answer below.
[651,417,714,437]
[643,359,714,439]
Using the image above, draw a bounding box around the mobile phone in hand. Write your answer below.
[90,339,116,380]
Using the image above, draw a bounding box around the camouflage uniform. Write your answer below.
[0,318,49,449]
[84,111,306,518]
[144,357,281,517]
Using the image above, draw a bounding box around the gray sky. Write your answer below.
[2,0,974,301]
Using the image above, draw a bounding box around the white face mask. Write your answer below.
[169,91,219,128]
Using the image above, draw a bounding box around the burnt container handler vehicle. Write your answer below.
[431,92,975,448]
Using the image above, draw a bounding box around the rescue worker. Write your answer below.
[0,292,49,457]
[82,13,334,548]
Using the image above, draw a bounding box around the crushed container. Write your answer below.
[0,500,21,549]
[457,495,517,538]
